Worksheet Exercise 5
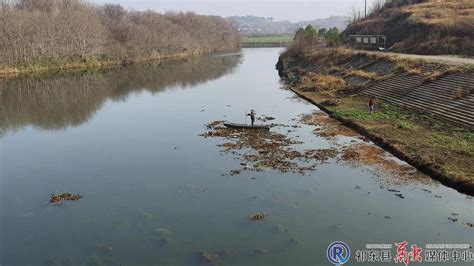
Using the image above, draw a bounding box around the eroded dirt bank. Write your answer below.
[276,48,474,195]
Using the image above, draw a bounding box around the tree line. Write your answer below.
[0,0,241,67]
[292,25,340,53]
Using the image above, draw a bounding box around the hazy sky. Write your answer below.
[89,0,375,21]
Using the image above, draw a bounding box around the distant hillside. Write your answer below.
[343,0,474,56]
[229,15,349,35]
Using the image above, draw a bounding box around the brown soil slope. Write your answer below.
[343,0,474,56]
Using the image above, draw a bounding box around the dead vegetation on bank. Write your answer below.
[277,47,474,194]
[343,0,474,56]
[300,111,432,186]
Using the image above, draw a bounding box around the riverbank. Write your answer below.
[277,48,474,195]
[0,49,223,78]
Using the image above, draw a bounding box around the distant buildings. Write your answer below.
[229,15,349,36]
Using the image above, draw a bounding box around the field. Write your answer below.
[243,35,293,44]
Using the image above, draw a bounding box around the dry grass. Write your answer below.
[423,65,466,83]
[394,60,423,74]
[298,73,347,92]
[344,0,474,55]
[344,69,379,80]
[304,48,357,68]
[405,0,474,26]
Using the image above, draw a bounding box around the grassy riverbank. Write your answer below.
[277,48,474,195]
[0,50,219,78]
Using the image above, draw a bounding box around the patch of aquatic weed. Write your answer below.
[300,111,359,139]
[340,143,433,186]
[200,121,338,174]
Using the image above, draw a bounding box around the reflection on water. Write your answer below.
[0,54,241,134]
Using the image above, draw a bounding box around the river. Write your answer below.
[1,48,473,265]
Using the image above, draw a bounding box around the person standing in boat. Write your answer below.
[247,109,256,126]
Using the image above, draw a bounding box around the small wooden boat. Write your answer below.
[223,122,271,130]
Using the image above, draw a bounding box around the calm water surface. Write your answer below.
[1,48,473,265]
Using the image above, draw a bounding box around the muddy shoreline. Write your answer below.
[288,87,474,196]
[0,49,233,79]
[276,55,474,196]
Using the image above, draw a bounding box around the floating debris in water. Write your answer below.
[155,228,172,245]
[200,120,338,174]
[229,169,241,176]
[448,217,458,223]
[258,115,276,122]
[198,251,220,264]
[384,216,391,219]
[300,112,358,138]
[355,185,361,190]
[253,248,270,255]
[50,193,82,204]
[339,143,432,186]
[395,193,405,199]
[250,212,267,221]
[387,189,401,193]
[463,222,473,228]
[146,228,174,247]
[154,228,172,239]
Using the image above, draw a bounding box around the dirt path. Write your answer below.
[364,50,474,66]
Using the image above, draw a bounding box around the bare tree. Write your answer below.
[0,0,241,67]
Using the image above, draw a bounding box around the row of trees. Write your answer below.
[0,0,241,66]
[293,25,341,52]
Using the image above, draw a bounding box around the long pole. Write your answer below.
[365,0,367,18]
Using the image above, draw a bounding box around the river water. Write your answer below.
[1,48,473,265]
